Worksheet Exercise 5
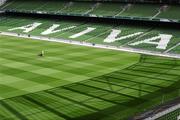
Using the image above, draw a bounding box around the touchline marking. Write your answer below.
[0,31,180,59]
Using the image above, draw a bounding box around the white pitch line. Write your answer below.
[0,31,180,59]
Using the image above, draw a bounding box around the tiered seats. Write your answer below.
[1,0,180,22]
[90,3,126,16]
[157,5,180,20]
[119,4,160,18]
[156,109,180,120]
[0,16,179,54]
[60,2,94,14]
[2,0,67,13]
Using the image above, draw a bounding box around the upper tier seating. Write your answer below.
[1,0,180,22]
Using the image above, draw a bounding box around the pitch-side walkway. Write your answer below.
[0,31,180,59]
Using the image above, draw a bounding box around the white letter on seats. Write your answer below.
[41,24,76,35]
[129,34,172,50]
[8,22,42,33]
[69,27,96,38]
[104,29,143,43]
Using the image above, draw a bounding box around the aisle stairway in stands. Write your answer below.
[1,0,180,22]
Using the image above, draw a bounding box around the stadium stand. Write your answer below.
[1,0,180,23]
[0,16,179,56]
[157,108,180,120]
[157,5,180,20]
[132,97,180,120]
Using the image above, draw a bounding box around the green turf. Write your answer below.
[0,35,180,120]
[0,35,139,99]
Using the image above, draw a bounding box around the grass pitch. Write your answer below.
[0,35,139,99]
[0,35,179,120]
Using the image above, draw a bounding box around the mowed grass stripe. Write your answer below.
[0,35,139,100]
[0,46,138,78]
[0,84,27,99]
[0,101,28,120]
[0,42,134,80]
[0,36,137,68]
[0,55,179,120]
[22,95,71,119]
[1,97,65,120]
